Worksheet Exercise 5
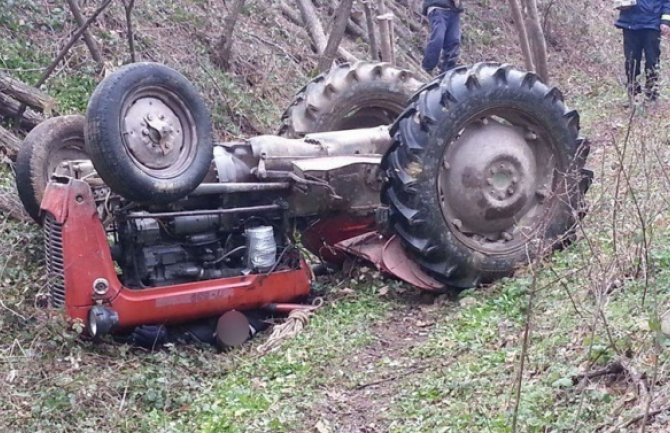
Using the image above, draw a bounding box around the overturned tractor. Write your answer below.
[15,61,592,342]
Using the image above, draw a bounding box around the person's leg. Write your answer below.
[439,10,461,73]
[642,29,661,100]
[422,10,447,73]
[623,29,643,99]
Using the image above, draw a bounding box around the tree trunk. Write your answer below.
[0,124,21,158]
[122,0,137,62]
[318,0,355,71]
[523,0,549,82]
[0,75,54,113]
[65,0,104,69]
[507,0,535,72]
[375,0,393,62]
[294,0,358,62]
[363,2,379,60]
[296,0,329,51]
[212,0,246,70]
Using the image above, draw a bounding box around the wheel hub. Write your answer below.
[439,119,547,243]
[123,96,184,170]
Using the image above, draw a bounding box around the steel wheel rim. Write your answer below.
[437,107,559,255]
[120,86,197,179]
[47,135,89,177]
[331,101,404,130]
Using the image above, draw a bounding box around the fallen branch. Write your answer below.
[572,360,623,385]
[620,358,649,400]
[0,192,31,223]
[279,0,303,26]
[0,93,43,128]
[0,74,54,113]
[602,401,670,433]
[0,125,21,158]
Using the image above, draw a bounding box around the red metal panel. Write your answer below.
[41,178,312,331]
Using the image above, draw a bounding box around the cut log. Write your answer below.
[0,93,43,129]
[0,125,20,158]
[0,191,31,223]
[0,74,55,113]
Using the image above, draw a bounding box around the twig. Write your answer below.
[35,0,113,88]
[242,31,301,64]
[602,401,670,433]
[571,360,623,384]
[355,365,427,390]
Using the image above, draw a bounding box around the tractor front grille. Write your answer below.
[44,214,65,308]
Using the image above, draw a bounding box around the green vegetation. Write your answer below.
[2,1,670,432]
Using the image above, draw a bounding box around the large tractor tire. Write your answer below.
[15,115,89,223]
[85,62,213,204]
[279,61,423,137]
[382,63,592,289]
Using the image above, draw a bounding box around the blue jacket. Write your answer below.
[615,0,670,31]
[421,0,461,15]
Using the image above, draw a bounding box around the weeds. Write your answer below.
[2,1,670,432]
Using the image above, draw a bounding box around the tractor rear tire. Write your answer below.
[279,61,423,137]
[382,63,592,289]
[15,115,88,223]
[85,62,213,204]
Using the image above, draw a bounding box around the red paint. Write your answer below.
[335,231,444,291]
[41,178,312,331]
[301,215,376,264]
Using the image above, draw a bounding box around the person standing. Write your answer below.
[615,0,670,104]
[421,0,463,75]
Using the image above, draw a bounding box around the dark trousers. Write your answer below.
[623,29,661,99]
[422,8,461,73]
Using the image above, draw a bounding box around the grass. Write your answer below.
[3,1,670,432]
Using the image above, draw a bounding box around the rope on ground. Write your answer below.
[256,299,323,354]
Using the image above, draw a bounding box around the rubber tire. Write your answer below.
[15,115,88,223]
[85,62,213,204]
[382,63,591,289]
[279,61,424,137]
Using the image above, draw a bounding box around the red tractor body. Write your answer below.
[42,178,312,332]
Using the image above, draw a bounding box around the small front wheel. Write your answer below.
[15,115,89,223]
[85,62,213,203]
